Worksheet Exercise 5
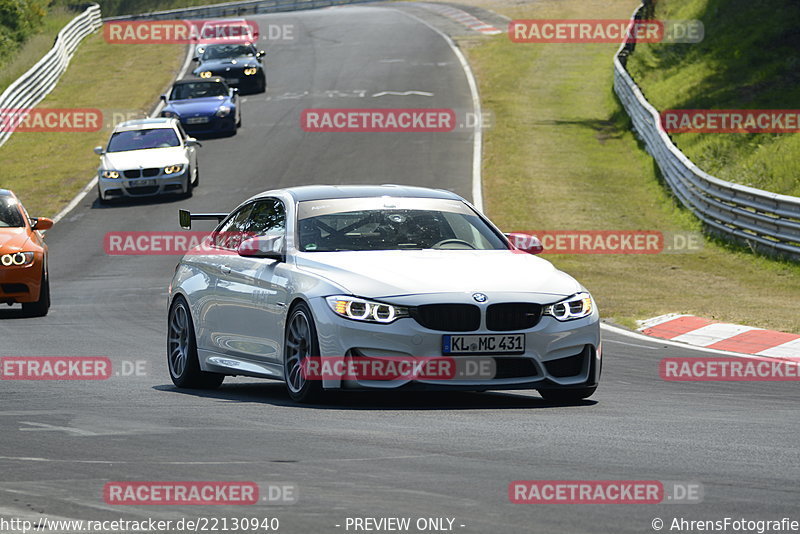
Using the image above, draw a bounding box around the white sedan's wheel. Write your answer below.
[283,303,324,403]
[168,297,223,389]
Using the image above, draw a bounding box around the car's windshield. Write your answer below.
[107,128,181,152]
[170,82,228,100]
[0,197,25,228]
[297,198,508,252]
[202,44,256,60]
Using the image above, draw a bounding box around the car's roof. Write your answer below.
[114,118,178,132]
[252,185,465,203]
[174,77,226,85]
[0,189,15,198]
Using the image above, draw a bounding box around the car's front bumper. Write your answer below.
[0,256,44,304]
[306,295,601,392]
[98,170,189,200]
[180,115,236,136]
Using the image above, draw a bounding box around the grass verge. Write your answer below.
[0,33,186,216]
[626,0,800,196]
[462,0,800,333]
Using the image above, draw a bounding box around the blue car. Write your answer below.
[160,78,241,137]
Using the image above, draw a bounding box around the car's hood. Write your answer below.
[294,250,582,299]
[0,228,30,253]
[167,97,229,115]
[196,58,259,71]
[101,147,188,170]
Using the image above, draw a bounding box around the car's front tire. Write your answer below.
[168,296,224,389]
[283,302,324,403]
[22,268,49,317]
[191,164,199,187]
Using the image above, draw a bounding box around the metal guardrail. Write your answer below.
[104,0,377,21]
[614,3,800,261]
[0,4,102,149]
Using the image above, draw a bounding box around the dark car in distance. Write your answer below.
[192,43,266,94]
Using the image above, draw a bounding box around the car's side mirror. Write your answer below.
[93,146,104,155]
[185,138,202,147]
[31,217,54,231]
[160,94,167,101]
[505,232,543,255]
[192,56,199,62]
[239,234,285,262]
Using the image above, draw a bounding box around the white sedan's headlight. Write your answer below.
[543,292,594,321]
[164,165,184,175]
[216,106,231,117]
[1,252,34,267]
[101,170,120,179]
[326,296,408,324]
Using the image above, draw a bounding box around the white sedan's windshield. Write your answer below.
[297,198,507,252]
[107,128,180,152]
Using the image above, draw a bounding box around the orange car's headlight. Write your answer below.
[1,252,34,267]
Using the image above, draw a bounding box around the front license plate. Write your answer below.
[127,179,156,187]
[226,78,240,84]
[186,116,210,124]
[442,334,525,355]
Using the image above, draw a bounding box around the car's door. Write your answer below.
[211,198,289,365]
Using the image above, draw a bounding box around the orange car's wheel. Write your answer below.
[22,268,49,317]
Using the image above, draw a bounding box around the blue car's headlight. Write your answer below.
[542,292,594,321]
[326,296,409,324]
[216,106,231,118]
[162,110,178,119]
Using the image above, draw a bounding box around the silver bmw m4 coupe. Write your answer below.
[167,185,601,403]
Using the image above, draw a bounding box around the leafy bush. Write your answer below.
[0,0,48,62]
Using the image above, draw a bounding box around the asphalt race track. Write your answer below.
[1,6,798,534]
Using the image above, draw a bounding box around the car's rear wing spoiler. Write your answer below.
[179,209,228,230]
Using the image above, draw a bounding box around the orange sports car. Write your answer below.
[0,189,53,316]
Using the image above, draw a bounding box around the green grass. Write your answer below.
[626,0,800,196]
[0,6,76,94]
[463,0,800,333]
[0,33,185,216]
[96,0,254,16]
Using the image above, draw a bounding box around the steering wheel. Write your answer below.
[432,239,475,250]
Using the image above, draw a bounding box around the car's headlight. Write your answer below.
[1,252,34,267]
[199,71,212,78]
[162,110,178,118]
[542,292,594,321]
[101,170,120,179]
[243,67,258,76]
[215,106,231,117]
[164,165,184,175]
[326,296,409,324]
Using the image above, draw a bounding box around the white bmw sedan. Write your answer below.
[168,185,601,403]
[95,118,200,203]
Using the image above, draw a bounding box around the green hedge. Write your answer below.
[0,0,48,62]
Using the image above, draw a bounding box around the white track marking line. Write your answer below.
[390,8,484,212]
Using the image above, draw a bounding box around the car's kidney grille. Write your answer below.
[486,303,542,331]
[123,170,140,178]
[411,304,480,332]
[142,168,159,177]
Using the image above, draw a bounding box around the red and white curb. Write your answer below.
[422,4,503,35]
[638,314,800,358]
